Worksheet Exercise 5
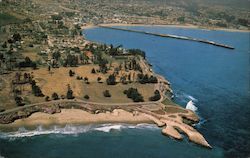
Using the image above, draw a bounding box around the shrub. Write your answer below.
[97,77,102,83]
[45,96,50,101]
[103,90,111,97]
[52,92,59,100]
[84,95,90,100]
[124,88,144,102]
[106,74,116,85]
[149,90,161,101]
[69,70,75,77]
[15,96,25,106]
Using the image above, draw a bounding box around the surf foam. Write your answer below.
[186,100,198,112]
[0,124,158,138]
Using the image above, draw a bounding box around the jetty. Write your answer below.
[98,25,235,50]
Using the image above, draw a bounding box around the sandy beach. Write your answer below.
[1,109,152,128]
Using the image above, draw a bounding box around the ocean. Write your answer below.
[0,26,249,158]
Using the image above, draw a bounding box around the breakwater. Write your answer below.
[98,25,235,50]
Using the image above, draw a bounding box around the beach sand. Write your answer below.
[1,109,152,128]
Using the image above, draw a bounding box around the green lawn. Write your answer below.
[0,13,21,26]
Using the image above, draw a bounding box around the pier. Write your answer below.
[98,25,235,50]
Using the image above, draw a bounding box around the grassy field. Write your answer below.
[0,73,16,110]
[83,82,155,103]
[0,64,156,111]
[0,13,22,26]
[30,65,155,103]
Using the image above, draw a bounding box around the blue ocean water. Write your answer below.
[0,26,249,158]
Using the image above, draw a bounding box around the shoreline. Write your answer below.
[0,109,153,129]
[82,23,250,33]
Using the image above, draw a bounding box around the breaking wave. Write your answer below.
[0,124,158,139]
[174,91,198,103]
[186,100,198,112]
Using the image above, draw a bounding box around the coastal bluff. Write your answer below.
[0,99,211,149]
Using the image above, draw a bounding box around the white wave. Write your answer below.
[186,100,198,112]
[174,92,198,103]
[133,123,158,130]
[0,125,92,138]
[187,95,198,102]
[94,124,123,132]
[0,124,158,138]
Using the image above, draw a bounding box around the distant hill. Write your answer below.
[145,0,250,10]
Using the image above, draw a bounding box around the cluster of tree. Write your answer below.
[124,58,142,72]
[64,12,75,17]
[108,44,123,56]
[177,16,185,22]
[14,72,32,83]
[137,74,158,84]
[19,57,37,69]
[12,33,22,42]
[97,56,108,73]
[124,88,144,102]
[15,96,25,106]
[51,15,63,21]
[31,80,44,97]
[106,74,116,85]
[149,90,161,101]
[52,51,61,60]
[4,33,22,44]
[216,22,227,28]
[128,49,146,59]
[238,18,249,27]
[103,90,111,97]
[64,54,78,67]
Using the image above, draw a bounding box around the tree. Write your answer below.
[103,90,111,97]
[32,85,44,97]
[52,52,61,60]
[66,86,74,99]
[69,70,74,77]
[128,49,146,59]
[12,33,21,42]
[52,92,59,100]
[106,74,116,85]
[2,42,7,48]
[91,68,96,74]
[97,77,102,83]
